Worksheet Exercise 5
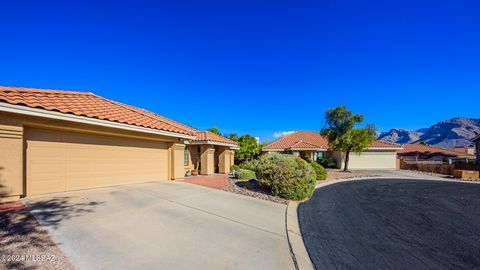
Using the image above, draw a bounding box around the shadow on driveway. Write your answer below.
[298,179,480,270]
[1,168,103,270]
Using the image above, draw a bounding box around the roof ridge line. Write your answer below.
[408,143,474,155]
[89,93,195,135]
[204,130,232,139]
[129,105,199,134]
[0,86,91,95]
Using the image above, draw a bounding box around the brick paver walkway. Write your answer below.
[178,174,229,189]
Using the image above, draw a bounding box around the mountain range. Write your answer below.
[376,117,480,149]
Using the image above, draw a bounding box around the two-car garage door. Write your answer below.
[26,128,169,195]
[347,150,398,170]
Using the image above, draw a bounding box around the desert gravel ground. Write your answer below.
[223,177,288,204]
[298,179,480,270]
[0,204,74,270]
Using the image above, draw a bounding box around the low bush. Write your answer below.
[255,153,316,200]
[239,160,259,172]
[317,157,336,168]
[237,169,256,180]
[230,164,240,171]
[310,162,327,180]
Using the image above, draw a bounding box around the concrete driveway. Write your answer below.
[24,181,294,270]
[299,179,480,269]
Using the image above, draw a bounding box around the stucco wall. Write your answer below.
[217,147,233,174]
[187,145,234,175]
[200,145,215,175]
[170,143,186,180]
[0,124,23,200]
[0,111,183,199]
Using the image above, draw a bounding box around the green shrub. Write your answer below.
[310,162,327,180]
[255,153,316,200]
[317,157,336,168]
[237,169,256,180]
[239,160,259,172]
[230,164,240,171]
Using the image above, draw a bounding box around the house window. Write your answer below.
[317,152,324,159]
[184,148,189,166]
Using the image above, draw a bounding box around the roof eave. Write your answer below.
[262,147,327,151]
[190,140,239,149]
[367,147,403,150]
[0,102,196,140]
[289,148,327,151]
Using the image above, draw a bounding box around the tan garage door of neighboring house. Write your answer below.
[26,127,169,195]
[347,151,397,170]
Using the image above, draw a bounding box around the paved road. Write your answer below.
[24,181,294,270]
[298,179,480,270]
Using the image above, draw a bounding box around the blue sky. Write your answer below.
[1,0,479,142]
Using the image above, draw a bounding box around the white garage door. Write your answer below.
[26,127,169,195]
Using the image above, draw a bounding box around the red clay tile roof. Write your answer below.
[369,140,402,148]
[397,144,475,158]
[262,131,401,150]
[0,86,196,136]
[194,131,238,146]
[263,131,329,150]
[290,140,323,149]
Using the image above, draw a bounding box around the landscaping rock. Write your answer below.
[223,178,288,205]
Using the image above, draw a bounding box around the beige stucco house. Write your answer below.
[262,131,402,169]
[0,86,237,201]
[397,143,476,164]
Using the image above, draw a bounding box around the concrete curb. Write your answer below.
[286,201,315,270]
[316,175,480,189]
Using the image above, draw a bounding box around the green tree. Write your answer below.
[418,141,428,146]
[236,135,260,163]
[226,133,239,142]
[207,127,222,136]
[321,106,376,171]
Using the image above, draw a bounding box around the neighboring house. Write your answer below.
[473,134,480,164]
[454,145,476,156]
[262,131,402,170]
[397,144,476,164]
[0,86,237,201]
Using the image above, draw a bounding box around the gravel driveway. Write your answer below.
[298,179,480,270]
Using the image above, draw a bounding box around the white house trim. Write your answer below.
[189,140,239,149]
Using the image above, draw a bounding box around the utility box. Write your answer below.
[453,170,480,180]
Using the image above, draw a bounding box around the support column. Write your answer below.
[170,143,186,180]
[0,124,23,201]
[218,147,230,174]
[200,145,215,175]
[230,150,235,168]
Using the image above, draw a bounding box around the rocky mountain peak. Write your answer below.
[377,117,480,148]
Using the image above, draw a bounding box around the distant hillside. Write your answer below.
[377,117,480,149]
[376,128,422,145]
